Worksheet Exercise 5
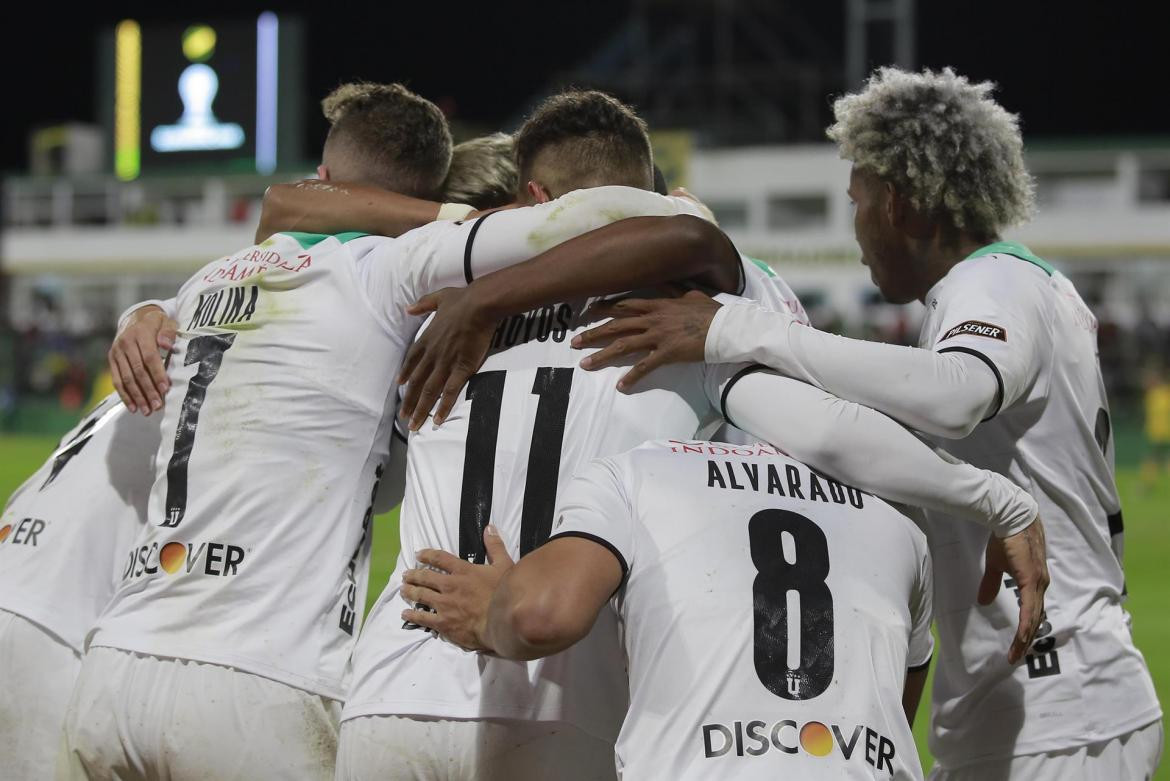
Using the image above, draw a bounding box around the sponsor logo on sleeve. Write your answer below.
[0,518,48,547]
[122,540,246,580]
[940,320,1007,343]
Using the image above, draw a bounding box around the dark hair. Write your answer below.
[514,89,653,197]
[321,82,452,199]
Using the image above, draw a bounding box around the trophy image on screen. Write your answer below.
[150,25,244,153]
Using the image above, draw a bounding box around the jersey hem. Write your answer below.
[340,698,617,744]
[89,634,348,702]
[0,601,83,654]
[932,708,1164,770]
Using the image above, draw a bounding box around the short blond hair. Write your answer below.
[827,67,1035,239]
[321,82,452,199]
[442,133,517,210]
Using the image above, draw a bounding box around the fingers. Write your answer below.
[977,550,1003,606]
[572,317,647,349]
[136,331,170,406]
[157,318,178,351]
[112,350,150,415]
[401,567,447,593]
[407,291,441,317]
[579,333,656,371]
[397,340,426,386]
[589,298,657,319]
[398,353,433,427]
[617,353,674,391]
[401,608,441,632]
[1009,582,1043,665]
[483,525,514,567]
[409,368,448,432]
[415,549,466,573]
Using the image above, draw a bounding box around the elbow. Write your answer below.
[930,405,984,440]
[672,215,740,290]
[505,592,587,660]
[256,183,294,242]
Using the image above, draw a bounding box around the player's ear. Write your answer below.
[317,164,329,181]
[527,180,552,204]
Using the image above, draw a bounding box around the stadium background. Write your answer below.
[2,1,1167,774]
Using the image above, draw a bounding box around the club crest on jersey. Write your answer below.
[940,320,1007,342]
[122,540,245,580]
[701,718,897,773]
[0,518,47,547]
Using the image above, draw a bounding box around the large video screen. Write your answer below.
[110,14,292,179]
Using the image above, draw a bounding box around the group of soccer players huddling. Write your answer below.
[0,66,1161,780]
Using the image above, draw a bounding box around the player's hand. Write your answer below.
[398,286,496,431]
[400,525,515,652]
[109,305,177,416]
[978,518,1050,665]
[572,291,721,391]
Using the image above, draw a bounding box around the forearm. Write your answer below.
[257,181,441,242]
[474,215,740,320]
[482,570,577,661]
[707,303,999,438]
[903,668,929,726]
[723,370,1037,537]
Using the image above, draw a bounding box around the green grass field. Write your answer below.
[1,434,1165,775]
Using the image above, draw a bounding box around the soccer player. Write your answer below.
[410,439,935,781]
[0,396,159,779]
[333,91,1043,781]
[573,67,1162,779]
[59,81,459,780]
[77,86,793,781]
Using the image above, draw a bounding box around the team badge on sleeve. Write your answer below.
[940,320,1007,342]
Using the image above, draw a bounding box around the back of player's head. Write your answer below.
[827,67,1036,241]
[320,82,453,199]
[442,133,518,210]
[515,89,653,199]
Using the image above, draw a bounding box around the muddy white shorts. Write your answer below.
[58,646,342,781]
[335,714,617,781]
[927,720,1163,781]
[0,609,82,780]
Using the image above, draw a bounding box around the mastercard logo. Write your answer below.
[799,721,834,757]
[0,525,10,543]
[159,542,187,573]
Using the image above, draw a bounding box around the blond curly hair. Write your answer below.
[827,67,1035,239]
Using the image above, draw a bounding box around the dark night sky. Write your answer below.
[3,0,1168,174]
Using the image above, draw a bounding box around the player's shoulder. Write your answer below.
[946,242,1055,291]
[738,256,808,322]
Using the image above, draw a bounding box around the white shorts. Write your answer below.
[335,715,617,781]
[0,609,82,781]
[927,720,1164,781]
[58,646,343,781]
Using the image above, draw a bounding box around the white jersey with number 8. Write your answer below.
[552,440,933,781]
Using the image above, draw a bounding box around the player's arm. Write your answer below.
[402,457,633,657]
[109,299,179,415]
[903,667,929,727]
[255,180,465,243]
[482,537,623,660]
[398,213,742,429]
[716,367,1047,664]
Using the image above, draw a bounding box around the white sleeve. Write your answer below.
[705,366,1038,537]
[361,186,712,324]
[116,298,178,332]
[705,301,1000,439]
[548,456,637,583]
[922,258,1051,413]
[907,539,935,670]
[372,424,409,515]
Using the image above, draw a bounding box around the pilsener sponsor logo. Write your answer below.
[940,319,1007,342]
[122,540,245,579]
[702,718,897,774]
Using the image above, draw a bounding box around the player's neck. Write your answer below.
[915,233,995,302]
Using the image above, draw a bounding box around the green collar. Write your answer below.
[279,231,371,250]
[965,240,1055,276]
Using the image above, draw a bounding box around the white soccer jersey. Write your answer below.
[342,257,801,739]
[552,440,933,781]
[89,187,725,700]
[0,395,159,653]
[916,242,1161,766]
